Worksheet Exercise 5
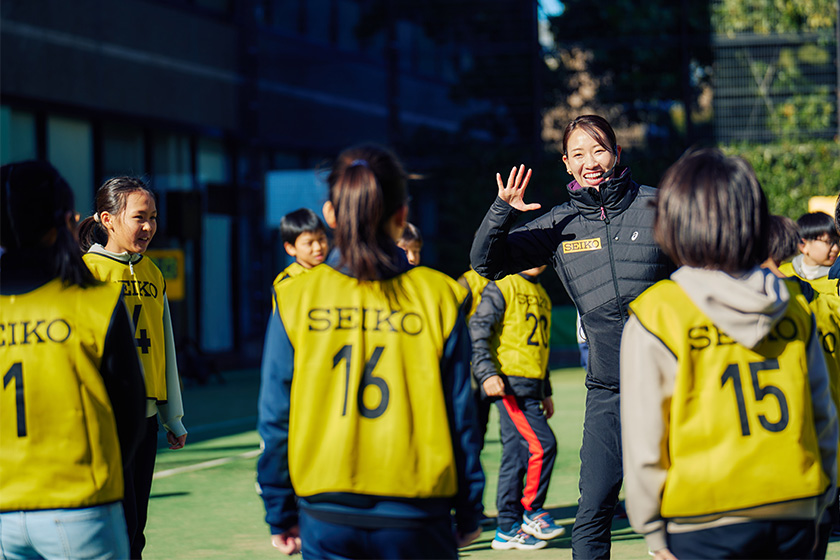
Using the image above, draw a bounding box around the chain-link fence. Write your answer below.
[711,0,839,143]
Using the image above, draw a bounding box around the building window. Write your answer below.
[102,123,146,179]
[336,0,360,51]
[196,137,233,353]
[0,106,37,166]
[154,132,193,191]
[305,0,332,44]
[194,0,231,15]
[270,150,303,170]
[416,28,437,76]
[47,115,94,216]
[256,0,304,34]
[197,137,230,185]
[397,21,417,72]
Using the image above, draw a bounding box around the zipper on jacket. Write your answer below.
[600,196,627,324]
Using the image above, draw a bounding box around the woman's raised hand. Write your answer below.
[497,164,541,212]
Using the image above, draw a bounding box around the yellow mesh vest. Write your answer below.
[810,290,840,484]
[779,272,840,483]
[491,274,552,380]
[460,268,490,320]
[1,279,125,510]
[271,262,309,312]
[273,262,308,288]
[84,253,167,402]
[630,280,829,518]
[276,265,468,499]
[779,262,839,296]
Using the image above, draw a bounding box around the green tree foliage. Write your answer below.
[721,140,840,218]
[712,0,837,34]
[712,0,837,141]
[545,0,715,182]
[770,42,835,137]
[716,4,840,215]
[547,0,712,110]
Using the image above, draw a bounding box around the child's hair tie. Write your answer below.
[93,212,101,223]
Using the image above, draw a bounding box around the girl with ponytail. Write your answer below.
[80,175,188,560]
[258,144,485,558]
[78,176,151,253]
[323,145,410,281]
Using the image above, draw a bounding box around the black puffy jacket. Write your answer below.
[470,168,675,390]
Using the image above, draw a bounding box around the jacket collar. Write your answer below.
[88,243,145,264]
[566,167,639,221]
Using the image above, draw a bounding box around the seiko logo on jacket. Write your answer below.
[562,238,602,254]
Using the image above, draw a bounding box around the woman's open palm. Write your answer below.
[497,164,541,212]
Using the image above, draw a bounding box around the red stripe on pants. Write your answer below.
[501,395,545,511]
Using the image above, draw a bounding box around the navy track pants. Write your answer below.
[495,395,557,532]
[667,519,817,559]
[123,416,158,560]
[299,510,457,559]
[571,386,623,559]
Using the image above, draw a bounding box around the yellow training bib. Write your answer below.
[459,268,490,320]
[630,280,828,518]
[810,290,840,483]
[491,274,552,380]
[1,279,125,511]
[276,265,468,499]
[271,261,310,312]
[84,253,167,402]
[778,262,839,296]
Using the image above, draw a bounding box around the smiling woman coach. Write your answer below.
[469,115,674,559]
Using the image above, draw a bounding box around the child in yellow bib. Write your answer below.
[271,207,329,311]
[620,149,838,560]
[778,211,839,296]
[457,265,493,463]
[830,196,840,281]
[470,265,566,550]
[764,213,840,556]
[257,145,485,559]
[0,161,146,560]
[79,176,188,559]
[457,266,490,321]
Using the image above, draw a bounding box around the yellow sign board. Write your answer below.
[145,249,185,301]
[809,195,838,217]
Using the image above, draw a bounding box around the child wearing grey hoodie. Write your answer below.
[620,149,838,560]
